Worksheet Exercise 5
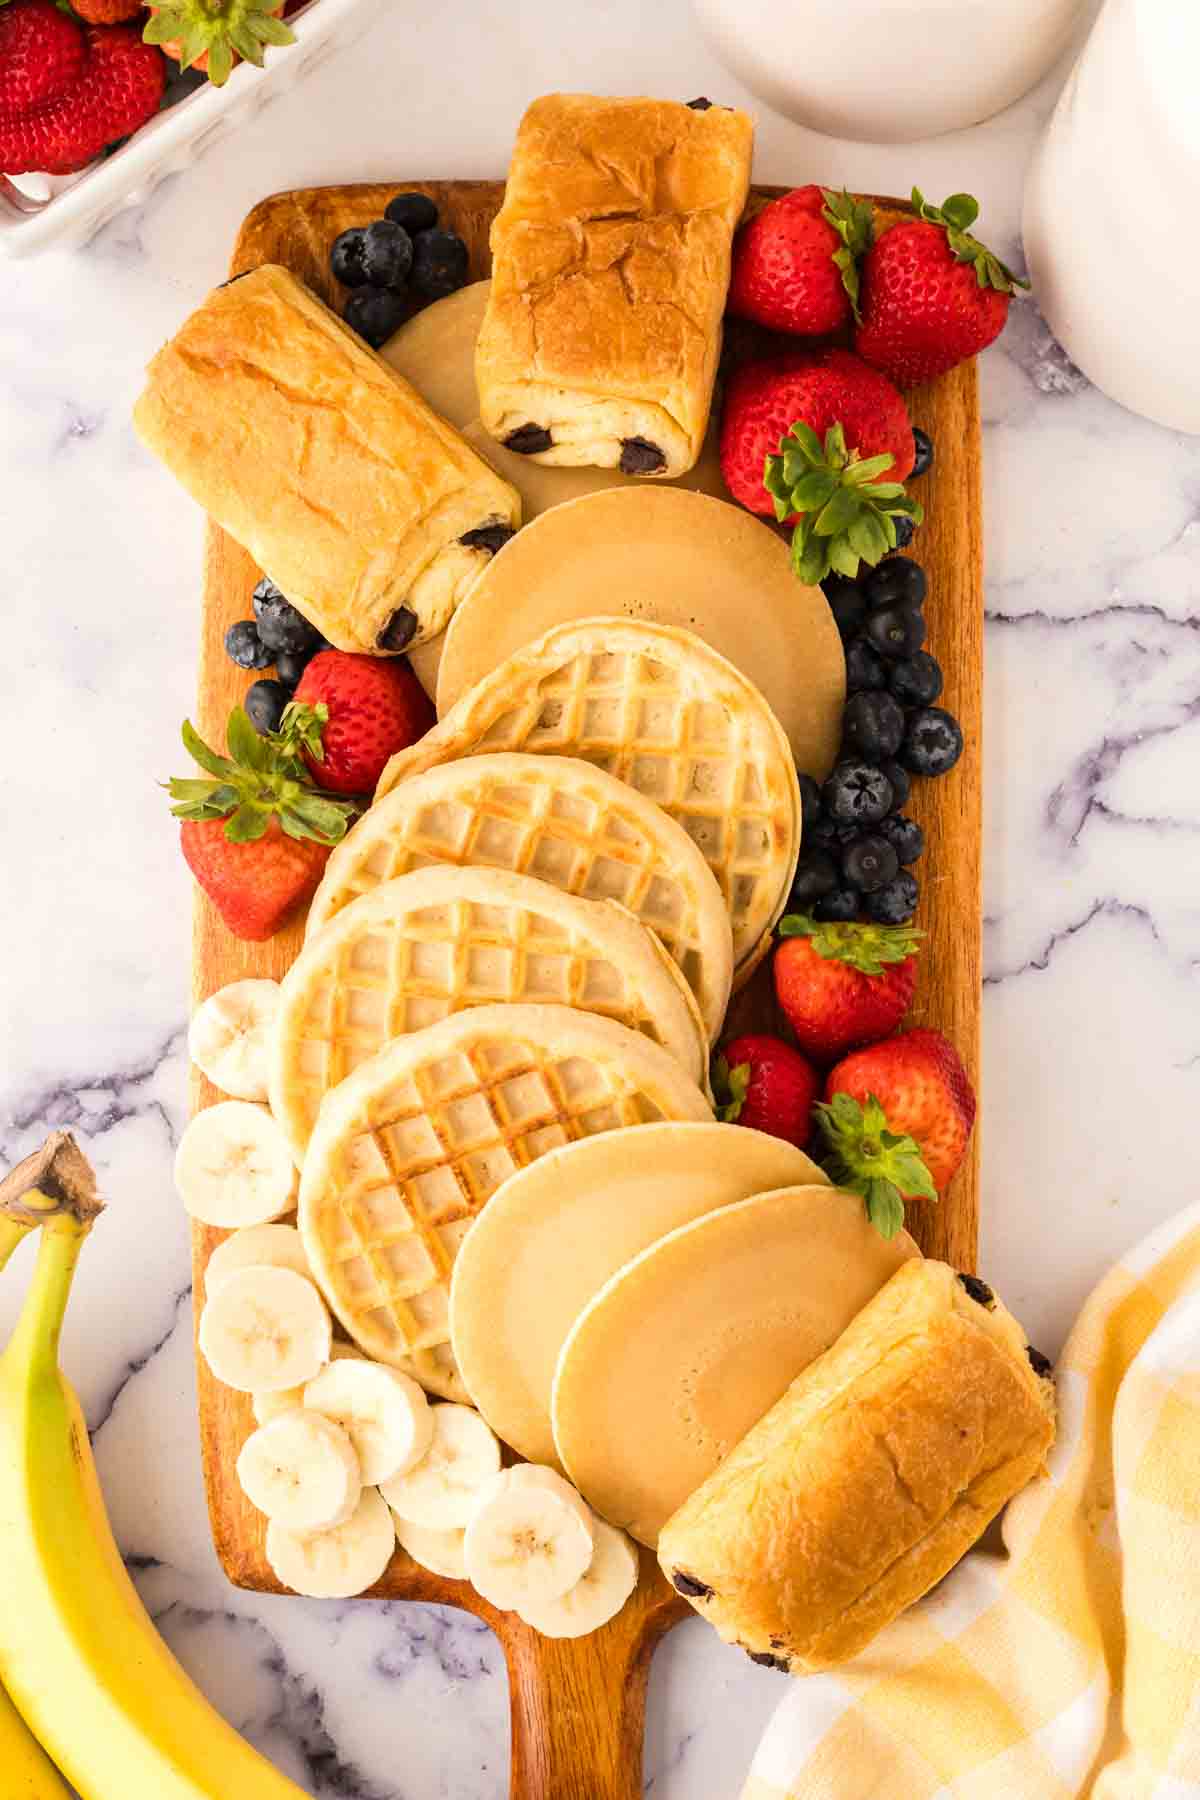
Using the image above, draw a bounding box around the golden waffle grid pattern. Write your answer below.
[311,760,716,1013]
[310,1031,681,1390]
[286,890,676,1151]
[389,643,794,964]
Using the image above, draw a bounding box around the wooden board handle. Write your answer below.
[497,1567,683,1800]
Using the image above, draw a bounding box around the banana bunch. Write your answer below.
[0,1132,311,1800]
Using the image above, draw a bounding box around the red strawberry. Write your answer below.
[0,8,164,176]
[720,349,921,585]
[72,0,144,22]
[774,915,919,1064]
[282,650,435,796]
[855,190,1028,386]
[0,1,84,116]
[714,1034,820,1152]
[167,708,359,941]
[728,186,873,337]
[815,1028,976,1236]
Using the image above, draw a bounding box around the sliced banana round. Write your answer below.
[393,1516,468,1582]
[463,1464,595,1613]
[303,1359,433,1486]
[176,1101,297,1229]
[378,1403,500,1530]
[189,979,281,1101]
[205,1223,312,1296]
[517,1518,639,1639]
[198,1264,331,1393]
[267,1486,395,1599]
[252,1341,361,1424]
[236,1409,361,1532]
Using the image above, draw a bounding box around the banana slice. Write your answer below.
[463,1464,595,1612]
[252,1341,361,1423]
[516,1518,639,1638]
[175,1102,297,1229]
[188,979,281,1101]
[205,1223,312,1296]
[236,1409,361,1532]
[198,1265,331,1393]
[303,1359,433,1486]
[266,1487,395,1599]
[378,1403,500,1529]
[393,1516,468,1581]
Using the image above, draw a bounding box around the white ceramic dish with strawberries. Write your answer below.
[0,0,383,258]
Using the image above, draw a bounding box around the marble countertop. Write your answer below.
[3,2,1198,1793]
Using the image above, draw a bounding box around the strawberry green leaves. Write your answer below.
[777,914,922,977]
[711,1054,751,1124]
[911,189,1029,295]
[813,1090,936,1239]
[764,420,924,586]
[143,0,294,86]
[820,188,874,320]
[272,700,329,765]
[165,709,358,846]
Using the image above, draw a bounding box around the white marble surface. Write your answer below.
[3,1,1199,1793]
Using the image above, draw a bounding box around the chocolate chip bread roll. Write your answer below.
[658,1259,1056,1672]
[476,94,753,479]
[134,265,521,653]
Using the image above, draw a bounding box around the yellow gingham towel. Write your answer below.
[744,1203,1200,1800]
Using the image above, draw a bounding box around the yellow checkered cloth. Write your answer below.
[744,1205,1200,1800]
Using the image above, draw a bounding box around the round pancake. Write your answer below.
[551,1186,920,1546]
[433,488,845,776]
[449,1123,829,1466]
[381,281,491,427]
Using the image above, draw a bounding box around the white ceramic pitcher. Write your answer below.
[1022,0,1200,433]
[692,0,1091,143]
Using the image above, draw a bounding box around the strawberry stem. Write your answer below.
[777,914,922,975]
[165,709,358,846]
[813,1091,936,1239]
[711,1055,750,1124]
[911,189,1030,294]
[820,188,874,321]
[764,421,923,586]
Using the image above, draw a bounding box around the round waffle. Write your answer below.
[270,863,709,1164]
[375,618,801,981]
[297,1003,713,1398]
[305,752,733,1043]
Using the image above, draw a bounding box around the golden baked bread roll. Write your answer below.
[657,1259,1056,1672]
[476,94,753,479]
[134,265,521,653]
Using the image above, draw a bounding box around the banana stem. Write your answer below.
[2,1213,89,1379]
[0,1133,103,1233]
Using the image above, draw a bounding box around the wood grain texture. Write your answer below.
[187,181,982,1800]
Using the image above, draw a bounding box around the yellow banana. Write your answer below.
[0,1137,311,1800]
[0,1680,73,1800]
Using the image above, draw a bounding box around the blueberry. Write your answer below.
[813,887,861,922]
[252,579,322,656]
[844,638,886,694]
[822,759,894,827]
[274,647,316,690]
[224,619,272,671]
[842,690,905,761]
[911,427,934,478]
[865,870,919,925]
[343,286,407,348]
[797,772,822,836]
[788,849,839,909]
[841,834,900,894]
[889,651,943,708]
[900,706,964,777]
[880,758,911,811]
[245,678,290,736]
[864,557,927,611]
[820,572,866,642]
[892,514,916,549]
[361,218,413,291]
[385,191,438,235]
[411,227,469,300]
[865,603,926,660]
[808,815,840,851]
[876,813,924,865]
[330,226,369,287]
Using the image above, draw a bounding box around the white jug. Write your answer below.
[693,0,1091,143]
[1022,0,1200,433]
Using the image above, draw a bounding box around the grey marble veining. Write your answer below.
[2,4,1198,1793]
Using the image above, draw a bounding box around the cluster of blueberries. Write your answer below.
[789,429,964,927]
[223,581,327,735]
[331,192,470,348]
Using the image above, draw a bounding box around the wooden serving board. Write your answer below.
[190,182,982,1800]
